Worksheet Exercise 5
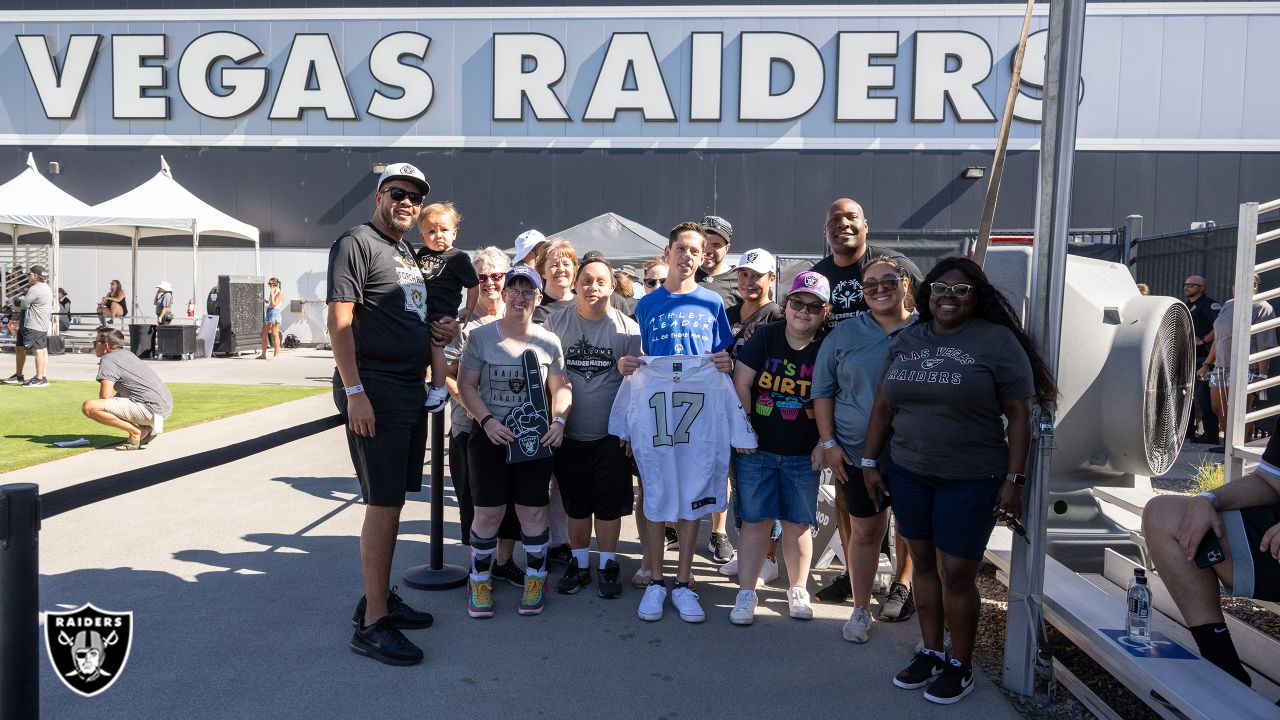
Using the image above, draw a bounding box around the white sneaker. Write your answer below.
[758,556,779,585]
[788,587,813,620]
[671,586,705,623]
[730,589,757,625]
[637,583,667,622]
[424,384,450,413]
[843,606,873,643]
[718,551,739,576]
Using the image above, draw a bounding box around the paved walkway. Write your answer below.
[8,346,337,387]
[14,392,1029,720]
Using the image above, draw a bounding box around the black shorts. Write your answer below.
[839,464,891,519]
[553,436,635,521]
[332,374,427,507]
[467,429,553,508]
[17,327,47,350]
[448,430,522,541]
[1223,504,1280,601]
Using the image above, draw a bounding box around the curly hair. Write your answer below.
[535,237,578,278]
[914,256,1059,407]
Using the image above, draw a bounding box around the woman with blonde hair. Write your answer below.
[260,277,284,359]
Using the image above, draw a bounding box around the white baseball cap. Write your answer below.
[155,281,173,292]
[513,230,547,264]
[735,248,776,275]
[377,162,430,195]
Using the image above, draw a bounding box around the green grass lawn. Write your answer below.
[0,381,327,473]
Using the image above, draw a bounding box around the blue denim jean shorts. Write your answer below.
[885,460,1002,561]
[733,450,820,526]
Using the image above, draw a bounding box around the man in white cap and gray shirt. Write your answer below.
[4,264,53,387]
[513,229,547,268]
[154,281,174,325]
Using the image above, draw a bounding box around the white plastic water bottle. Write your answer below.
[1127,567,1152,642]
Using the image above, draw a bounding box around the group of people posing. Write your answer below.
[327,162,1057,707]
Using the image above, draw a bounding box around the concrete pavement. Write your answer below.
[17,392,1029,720]
[20,346,337,387]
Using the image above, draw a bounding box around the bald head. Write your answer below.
[1183,275,1206,301]
[825,197,869,261]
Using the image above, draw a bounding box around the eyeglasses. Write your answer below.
[93,339,105,345]
[863,275,903,295]
[378,187,424,206]
[930,282,973,298]
[786,297,826,314]
[479,273,505,284]
[504,288,538,301]
[643,278,666,289]
[1183,282,1203,287]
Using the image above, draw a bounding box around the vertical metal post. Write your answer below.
[1004,0,1087,698]
[403,412,468,590]
[0,483,41,720]
[1124,214,1143,270]
[1225,202,1260,481]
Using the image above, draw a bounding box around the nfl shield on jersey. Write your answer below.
[608,355,756,522]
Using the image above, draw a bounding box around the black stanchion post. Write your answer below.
[0,483,40,720]
[403,412,467,590]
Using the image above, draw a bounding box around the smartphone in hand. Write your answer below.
[1194,533,1226,569]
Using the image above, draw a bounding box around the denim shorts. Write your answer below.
[885,460,1002,561]
[733,450,820,526]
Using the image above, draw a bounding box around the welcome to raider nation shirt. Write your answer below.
[608,355,756,522]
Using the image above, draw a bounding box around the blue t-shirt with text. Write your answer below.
[635,285,733,357]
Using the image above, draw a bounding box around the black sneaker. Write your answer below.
[2,374,23,384]
[491,559,526,588]
[597,560,622,598]
[350,616,424,666]
[878,582,915,622]
[815,571,852,603]
[555,558,592,594]
[893,650,947,689]
[924,660,974,704]
[707,532,734,564]
[548,544,573,567]
[351,586,434,629]
[21,377,47,388]
[664,527,679,550]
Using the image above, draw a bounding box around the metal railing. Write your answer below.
[1225,198,1280,481]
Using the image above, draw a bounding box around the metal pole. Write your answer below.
[1124,214,1143,270]
[0,483,41,720]
[1226,202,1260,481]
[403,412,468,590]
[1004,0,1087,698]
[130,227,139,323]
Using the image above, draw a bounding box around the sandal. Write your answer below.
[115,438,143,451]
[139,429,156,446]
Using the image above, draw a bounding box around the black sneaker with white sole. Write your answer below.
[548,544,573,567]
[597,560,622,598]
[893,650,947,689]
[21,377,48,388]
[554,558,592,594]
[878,582,915,622]
[707,532,734,564]
[815,571,852,603]
[923,660,974,704]
[351,586,434,629]
[664,527,679,550]
[2,374,23,384]
[491,559,526,588]
[350,616,424,666]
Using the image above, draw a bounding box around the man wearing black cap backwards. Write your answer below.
[4,265,53,387]
[327,162,455,665]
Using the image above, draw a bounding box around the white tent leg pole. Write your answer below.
[254,240,261,275]
[131,228,139,323]
[50,228,59,336]
[192,228,200,317]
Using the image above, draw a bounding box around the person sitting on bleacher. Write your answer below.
[1142,433,1280,689]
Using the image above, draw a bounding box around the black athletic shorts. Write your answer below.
[1223,504,1280,601]
[468,428,553,508]
[448,430,522,542]
[332,372,427,508]
[17,327,47,350]
[840,464,891,519]
[553,436,635,521]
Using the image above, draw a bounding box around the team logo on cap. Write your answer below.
[45,604,133,697]
[803,274,818,287]
[397,164,415,175]
[744,251,758,263]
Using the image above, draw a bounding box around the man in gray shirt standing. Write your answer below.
[4,264,54,387]
[82,326,174,450]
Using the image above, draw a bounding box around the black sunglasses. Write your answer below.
[786,297,826,314]
[479,272,504,284]
[378,187,424,206]
[930,282,973,298]
[643,278,667,288]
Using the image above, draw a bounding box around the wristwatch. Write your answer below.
[1006,473,1027,487]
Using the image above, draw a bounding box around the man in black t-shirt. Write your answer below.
[327,162,445,667]
[808,197,922,612]
[1184,275,1221,441]
[696,215,743,309]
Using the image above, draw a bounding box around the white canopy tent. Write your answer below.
[60,156,261,318]
[0,153,95,319]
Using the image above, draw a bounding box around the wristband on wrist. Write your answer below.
[819,439,838,450]
[553,416,567,426]
[1197,491,1219,509]
[1006,473,1027,487]
[479,414,495,428]
[859,457,878,468]
[344,384,364,396]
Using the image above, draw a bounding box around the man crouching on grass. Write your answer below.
[82,327,173,451]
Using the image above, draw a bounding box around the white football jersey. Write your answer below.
[608,355,757,522]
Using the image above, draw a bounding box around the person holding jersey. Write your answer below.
[861,257,1057,704]
[728,271,831,625]
[812,256,918,645]
[458,265,572,618]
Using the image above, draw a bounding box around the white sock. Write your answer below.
[572,547,589,568]
[924,648,946,660]
[598,551,615,570]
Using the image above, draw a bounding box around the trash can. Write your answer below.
[129,323,155,358]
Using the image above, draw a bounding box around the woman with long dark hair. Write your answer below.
[860,256,1057,705]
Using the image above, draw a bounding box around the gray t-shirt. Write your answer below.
[96,349,174,417]
[20,282,53,332]
[811,311,917,458]
[880,319,1034,480]
[445,313,499,436]
[546,305,642,441]
[1212,299,1278,371]
[460,321,565,424]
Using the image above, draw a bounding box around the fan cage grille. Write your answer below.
[1145,303,1195,475]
